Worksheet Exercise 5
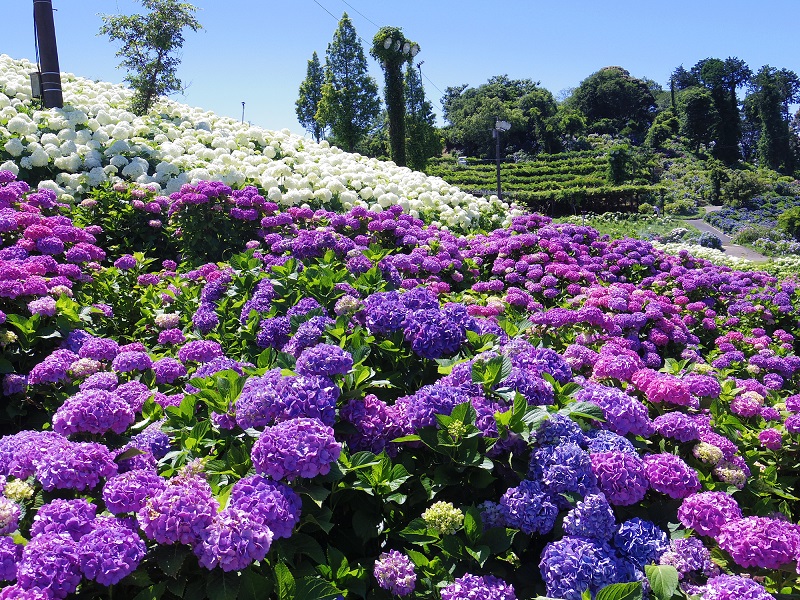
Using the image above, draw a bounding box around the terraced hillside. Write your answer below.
[426,150,663,215]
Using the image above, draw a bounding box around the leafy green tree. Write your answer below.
[671,65,700,90]
[678,87,717,152]
[371,27,419,166]
[778,206,800,240]
[645,107,679,149]
[316,13,381,152]
[566,66,656,141]
[441,76,552,157]
[691,57,751,163]
[295,51,325,143]
[519,87,562,154]
[747,65,795,173]
[404,64,441,171]
[99,0,202,116]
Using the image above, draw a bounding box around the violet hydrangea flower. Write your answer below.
[373,550,416,597]
[16,533,82,599]
[251,417,341,480]
[441,573,516,600]
[103,469,167,514]
[643,453,700,499]
[30,498,97,541]
[716,516,800,570]
[677,492,742,538]
[52,389,135,436]
[79,518,147,585]
[228,475,302,539]
[0,535,21,582]
[195,507,273,572]
[590,451,648,506]
[613,518,669,569]
[295,343,353,377]
[499,480,558,535]
[540,536,624,600]
[562,493,617,541]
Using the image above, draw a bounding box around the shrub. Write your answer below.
[778,206,800,240]
[697,231,723,250]
[637,202,654,214]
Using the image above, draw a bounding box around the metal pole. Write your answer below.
[33,0,63,108]
[241,102,245,124]
[495,128,502,200]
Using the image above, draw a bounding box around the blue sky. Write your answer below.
[4,1,799,136]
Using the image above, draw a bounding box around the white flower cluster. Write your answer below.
[0,55,520,231]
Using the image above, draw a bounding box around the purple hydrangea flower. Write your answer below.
[251,417,341,480]
[256,316,291,349]
[500,368,554,406]
[103,469,167,514]
[653,412,700,442]
[178,340,223,363]
[563,493,617,541]
[374,550,416,597]
[152,357,187,384]
[659,537,718,581]
[30,498,97,541]
[192,305,219,334]
[585,429,637,455]
[575,383,653,437]
[158,328,185,345]
[0,535,22,582]
[530,443,597,497]
[758,428,782,450]
[0,585,53,599]
[613,518,669,569]
[228,475,302,539]
[52,389,135,436]
[340,394,401,455]
[643,453,700,499]
[534,413,586,447]
[364,291,406,334]
[137,474,219,546]
[441,574,516,600]
[114,254,137,270]
[111,350,153,373]
[499,480,559,535]
[16,533,82,599]
[540,537,624,600]
[703,574,776,600]
[79,371,118,391]
[27,296,57,317]
[295,343,353,377]
[195,508,273,572]
[79,519,146,585]
[78,337,120,361]
[590,451,649,506]
[35,440,118,491]
[402,306,470,359]
[717,516,800,570]
[677,492,742,537]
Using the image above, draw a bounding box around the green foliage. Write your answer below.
[721,169,768,206]
[606,144,633,184]
[296,51,325,143]
[441,76,561,157]
[405,64,442,171]
[645,108,679,149]
[747,65,797,174]
[778,205,800,240]
[565,66,656,141]
[371,26,419,167]
[99,0,202,115]
[678,87,717,152]
[317,13,381,152]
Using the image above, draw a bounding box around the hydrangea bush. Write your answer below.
[1,70,799,598]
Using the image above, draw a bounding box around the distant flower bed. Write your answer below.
[0,54,518,233]
[705,196,800,256]
[1,169,798,598]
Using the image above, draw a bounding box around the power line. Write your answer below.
[339,0,380,29]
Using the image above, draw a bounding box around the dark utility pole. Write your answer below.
[33,0,63,108]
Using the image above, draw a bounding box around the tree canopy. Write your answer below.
[316,13,381,152]
[99,0,202,116]
[295,51,325,143]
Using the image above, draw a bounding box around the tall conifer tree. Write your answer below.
[296,51,325,142]
[316,13,380,152]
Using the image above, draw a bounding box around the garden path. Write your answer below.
[683,206,768,263]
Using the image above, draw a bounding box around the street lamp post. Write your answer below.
[494,119,511,200]
[33,0,63,108]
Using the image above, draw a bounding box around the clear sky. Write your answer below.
[4,1,799,137]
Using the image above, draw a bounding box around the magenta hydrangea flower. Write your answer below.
[758,428,782,450]
[79,519,146,585]
[30,498,97,541]
[643,453,700,499]
[677,492,742,537]
[590,451,649,506]
[374,550,416,597]
[195,507,273,572]
[228,475,302,539]
[251,417,341,480]
[16,533,82,599]
[52,389,135,436]
[717,516,800,570]
[441,574,516,600]
[643,374,693,407]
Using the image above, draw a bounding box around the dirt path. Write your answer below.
[683,206,769,263]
